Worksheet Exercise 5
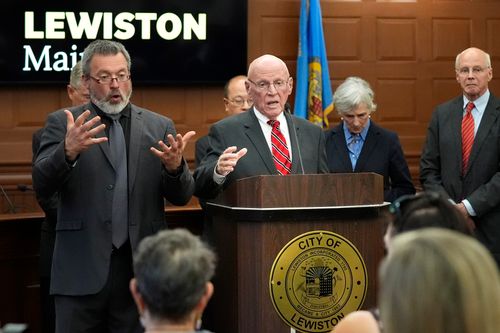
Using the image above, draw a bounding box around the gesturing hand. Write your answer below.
[64,110,107,162]
[216,146,248,176]
[150,131,196,173]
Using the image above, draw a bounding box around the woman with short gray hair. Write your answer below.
[325,76,415,202]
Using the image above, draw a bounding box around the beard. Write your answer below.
[91,88,132,115]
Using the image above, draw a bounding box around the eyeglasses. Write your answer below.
[456,66,488,76]
[389,192,441,220]
[89,73,131,84]
[227,97,253,107]
[248,78,289,91]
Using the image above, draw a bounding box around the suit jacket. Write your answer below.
[325,121,415,202]
[420,93,500,264]
[194,108,329,199]
[32,128,58,278]
[32,102,195,295]
[195,135,211,167]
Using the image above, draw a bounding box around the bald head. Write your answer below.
[246,54,292,120]
[455,47,492,101]
[247,54,290,79]
[223,75,252,115]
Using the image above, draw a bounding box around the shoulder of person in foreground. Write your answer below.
[331,310,380,333]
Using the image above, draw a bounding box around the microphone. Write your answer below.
[1,184,16,213]
[17,184,34,192]
[284,102,305,175]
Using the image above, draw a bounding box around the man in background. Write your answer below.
[420,47,500,266]
[32,60,89,333]
[33,40,195,333]
[194,54,328,200]
[194,75,252,167]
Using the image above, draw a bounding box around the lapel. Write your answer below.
[128,105,144,192]
[449,97,464,172]
[330,123,353,171]
[466,94,500,174]
[243,109,276,174]
[355,122,379,172]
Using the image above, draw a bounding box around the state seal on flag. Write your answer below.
[269,230,367,333]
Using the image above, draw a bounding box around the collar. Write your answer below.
[343,119,370,141]
[93,102,131,120]
[252,107,287,127]
[463,90,489,113]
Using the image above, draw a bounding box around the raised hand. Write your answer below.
[64,110,107,161]
[150,130,196,173]
[216,146,248,176]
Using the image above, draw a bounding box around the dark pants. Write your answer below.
[40,228,56,333]
[54,244,142,333]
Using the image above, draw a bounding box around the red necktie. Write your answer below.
[461,102,475,174]
[268,120,292,175]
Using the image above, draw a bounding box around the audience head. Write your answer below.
[455,47,492,102]
[81,40,132,115]
[67,61,90,107]
[246,54,293,120]
[130,229,216,331]
[223,75,253,116]
[334,77,377,134]
[385,191,473,249]
[379,228,500,333]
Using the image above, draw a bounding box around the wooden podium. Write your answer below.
[206,173,388,333]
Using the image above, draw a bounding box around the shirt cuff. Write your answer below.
[462,199,476,216]
[212,164,226,185]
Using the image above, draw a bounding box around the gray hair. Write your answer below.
[69,61,84,88]
[133,229,216,321]
[455,47,491,70]
[81,40,131,76]
[333,77,377,115]
[379,228,500,333]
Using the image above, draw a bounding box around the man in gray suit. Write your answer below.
[194,54,328,200]
[420,47,500,266]
[32,40,195,333]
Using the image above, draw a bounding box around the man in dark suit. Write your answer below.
[32,40,195,333]
[32,60,90,333]
[194,54,328,200]
[325,77,415,202]
[194,75,252,167]
[420,47,500,266]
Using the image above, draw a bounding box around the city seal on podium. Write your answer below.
[269,230,367,333]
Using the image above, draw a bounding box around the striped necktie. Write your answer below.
[461,101,475,175]
[268,120,292,175]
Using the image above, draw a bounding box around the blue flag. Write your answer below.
[294,0,333,128]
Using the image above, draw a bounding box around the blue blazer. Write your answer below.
[325,121,415,202]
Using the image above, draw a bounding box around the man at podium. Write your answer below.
[194,54,328,200]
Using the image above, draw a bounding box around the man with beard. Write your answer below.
[32,40,196,333]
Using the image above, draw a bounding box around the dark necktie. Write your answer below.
[461,102,475,174]
[108,114,128,248]
[268,120,292,175]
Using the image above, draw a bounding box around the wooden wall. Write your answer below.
[2,0,500,206]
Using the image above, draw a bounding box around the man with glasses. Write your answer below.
[420,47,500,266]
[194,54,328,200]
[195,75,252,167]
[32,40,195,333]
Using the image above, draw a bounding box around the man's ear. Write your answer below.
[129,278,146,315]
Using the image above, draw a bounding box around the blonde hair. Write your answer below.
[379,228,500,333]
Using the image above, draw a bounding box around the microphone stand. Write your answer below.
[1,184,16,213]
[285,103,305,175]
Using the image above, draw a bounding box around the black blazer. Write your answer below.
[420,93,500,265]
[325,121,415,202]
[194,108,329,200]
